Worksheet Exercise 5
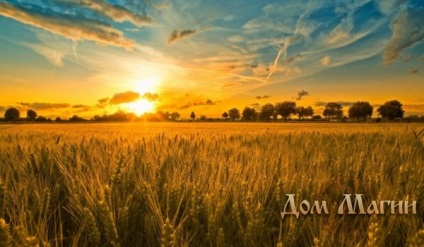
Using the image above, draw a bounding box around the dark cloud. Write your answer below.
[296,90,309,101]
[72,104,92,111]
[72,104,89,108]
[0,2,134,49]
[194,99,216,106]
[383,8,424,65]
[18,102,70,110]
[80,0,152,26]
[255,95,270,99]
[143,92,159,101]
[168,29,197,44]
[178,99,216,109]
[409,68,418,74]
[98,98,109,104]
[109,91,140,105]
[96,97,109,108]
[250,103,261,107]
[314,101,356,107]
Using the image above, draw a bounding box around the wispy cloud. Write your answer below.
[296,90,309,101]
[325,15,354,46]
[96,98,109,108]
[0,2,134,48]
[72,104,92,112]
[168,29,197,44]
[80,0,152,26]
[143,92,159,101]
[314,101,355,107]
[321,56,331,66]
[24,43,65,66]
[409,68,418,74]
[255,95,270,100]
[179,99,217,109]
[18,102,70,110]
[383,8,424,65]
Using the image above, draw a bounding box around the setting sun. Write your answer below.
[133,77,160,94]
[125,99,155,115]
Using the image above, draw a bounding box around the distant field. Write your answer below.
[0,123,423,246]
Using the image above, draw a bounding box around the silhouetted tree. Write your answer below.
[190,111,196,120]
[296,106,314,120]
[222,112,229,120]
[311,115,322,121]
[27,109,37,121]
[171,112,181,121]
[275,101,297,121]
[377,100,404,120]
[69,115,86,122]
[242,107,256,121]
[35,116,48,122]
[348,102,373,121]
[323,102,343,120]
[4,108,20,121]
[156,111,167,121]
[228,108,240,121]
[55,117,62,122]
[259,103,275,121]
[200,115,207,121]
[304,106,314,119]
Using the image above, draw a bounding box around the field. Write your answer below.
[0,122,423,247]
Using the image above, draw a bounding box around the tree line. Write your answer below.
[1,99,420,123]
[212,100,407,122]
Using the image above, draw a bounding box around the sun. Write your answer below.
[133,76,160,94]
[124,76,160,115]
[125,99,155,115]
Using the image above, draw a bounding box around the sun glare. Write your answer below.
[125,76,161,115]
[126,99,155,115]
[133,76,160,94]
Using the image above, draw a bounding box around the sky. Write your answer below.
[0,0,423,119]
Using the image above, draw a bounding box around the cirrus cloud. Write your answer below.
[0,2,134,49]
[383,8,424,65]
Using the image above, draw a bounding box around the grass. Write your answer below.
[0,122,423,246]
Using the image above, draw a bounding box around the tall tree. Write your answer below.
[228,108,240,121]
[275,101,297,121]
[296,106,314,120]
[259,103,275,121]
[323,102,343,120]
[222,112,229,120]
[4,108,20,121]
[170,112,181,121]
[304,106,314,119]
[377,100,404,120]
[190,111,196,120]
[242,107,256,121]
[348,102,373,121]
[27,109,37,121]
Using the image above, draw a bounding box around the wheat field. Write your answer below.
[0,123,423,247]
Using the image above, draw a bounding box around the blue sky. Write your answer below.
[0,0,423,118]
